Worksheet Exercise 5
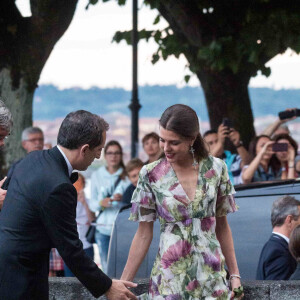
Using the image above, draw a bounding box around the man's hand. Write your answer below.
[228,129,241,147]
[217,124,229,145]
[105,279,138,300]
[0,177,7,210]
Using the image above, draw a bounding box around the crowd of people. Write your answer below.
[0,100,300,299]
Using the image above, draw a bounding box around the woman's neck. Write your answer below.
[260,159,270,172]
[106,165,119,174]
[171,156,195,171]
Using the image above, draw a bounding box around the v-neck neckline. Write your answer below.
[168,159,203,206]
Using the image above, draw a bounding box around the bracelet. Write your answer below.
[229,274,241,280]
[289,165,295,168]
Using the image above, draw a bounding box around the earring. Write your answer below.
[189,145,198,169]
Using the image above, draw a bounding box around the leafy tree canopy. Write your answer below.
[89,0,300,81]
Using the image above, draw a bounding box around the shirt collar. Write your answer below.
[272,231,290,244]
[57,145,73,177]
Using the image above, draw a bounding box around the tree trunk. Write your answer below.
[0,68,33,170]
[196,68,255,149]
[0,0,78,172]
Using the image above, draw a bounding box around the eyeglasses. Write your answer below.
[106,152,122,156]
[26,138,44,143]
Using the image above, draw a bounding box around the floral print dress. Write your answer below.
[129,156,237,300]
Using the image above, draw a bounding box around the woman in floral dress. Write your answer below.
[121,104,243,300]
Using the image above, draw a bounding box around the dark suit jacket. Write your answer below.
[256,233,297,280]
[0,147,112,300]
[289,263,300,280]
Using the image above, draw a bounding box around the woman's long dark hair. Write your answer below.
[159,104,208,162]
[248,135,281,174]
[104,140,126,179]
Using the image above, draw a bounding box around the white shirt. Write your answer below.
[272,231,289,244]
[57,145,73,176]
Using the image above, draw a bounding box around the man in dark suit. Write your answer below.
[256,195,300,280]
[0,110,137,300]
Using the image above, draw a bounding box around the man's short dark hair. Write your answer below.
[271,196,300,228]
[203,129,217,138]
[57,110,109,149]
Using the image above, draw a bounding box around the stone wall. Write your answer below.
[49,278,300,299]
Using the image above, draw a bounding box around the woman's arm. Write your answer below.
[241,141,273,184]
[216,216,242,299]
[78,191,96,222]
[121,221,154,281]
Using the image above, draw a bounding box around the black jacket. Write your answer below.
[256,233,297,280]
[289,263,300,280]
[0,147,112,300]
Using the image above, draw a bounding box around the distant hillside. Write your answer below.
[33,84,300,121]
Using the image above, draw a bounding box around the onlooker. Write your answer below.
[89,140,130,273]
[241,135,280,184]
[4,127,44,189]
[289,224,300,280]
[64,173,95,277]
[203,124,250,185]
[256,196,300,280]
[142,132,161,164]
[122,158,144,205]
[0,99,13,211]
[21,127,44,153]
[272,134,299,180]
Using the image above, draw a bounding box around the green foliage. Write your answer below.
[88,0,300,79]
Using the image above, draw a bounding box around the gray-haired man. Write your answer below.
[22,126,44,153]
[256,196,300,280]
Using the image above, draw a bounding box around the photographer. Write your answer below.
[203,122,251,185]
[241,135,281,184]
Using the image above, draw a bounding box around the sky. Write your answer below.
[16,0,300,91]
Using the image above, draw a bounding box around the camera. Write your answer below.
[278,109,300,120]
[222,118,233,128]
[272,143,288,152]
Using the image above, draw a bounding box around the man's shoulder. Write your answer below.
[262,234,289,255]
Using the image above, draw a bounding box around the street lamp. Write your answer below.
[129,0,141,158]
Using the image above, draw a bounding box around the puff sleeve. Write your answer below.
[129,166,157,222]
[216,160,238,217]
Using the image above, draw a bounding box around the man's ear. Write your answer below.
[80,144,90,156]
[21,141,27,151]
[285,215,294,227]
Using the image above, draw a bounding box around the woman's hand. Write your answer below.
[113,193,122,202]
[259,140,274,157]
[100,197,112,208]
[230,277,244,299]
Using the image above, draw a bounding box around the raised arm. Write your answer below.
[121,221,154,281]
[242,141,274,184]
[261,109,296,137]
